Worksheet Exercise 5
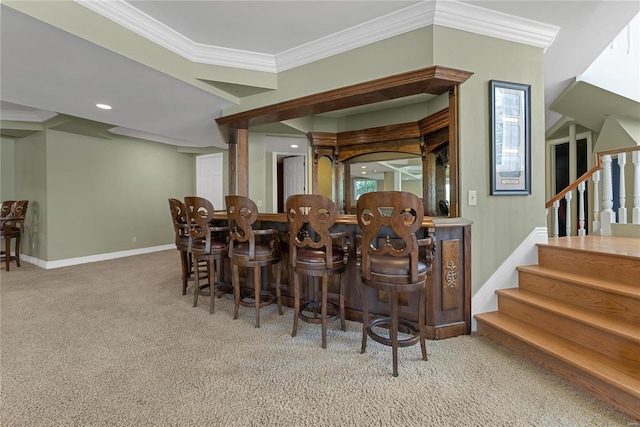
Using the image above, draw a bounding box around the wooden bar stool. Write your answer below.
[286,194,349,349]
[356,191,434,376]
[226,195,282,328]
[1,200,28,271]
[184,196,230,314]
[168,198,193,295]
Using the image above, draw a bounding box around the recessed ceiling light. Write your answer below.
[96,103,112,110]
[362,171,366,174]
[291,144,298,148]
[361,165,366,168]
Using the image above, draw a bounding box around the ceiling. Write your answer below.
[1,1,638,150]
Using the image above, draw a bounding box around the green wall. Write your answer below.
[14,131,48,260]
[1,136,16,200]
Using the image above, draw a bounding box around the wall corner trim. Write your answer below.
[470,227,548,331]
[20,244,175,270]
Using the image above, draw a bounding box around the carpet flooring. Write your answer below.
[0,250,635,426]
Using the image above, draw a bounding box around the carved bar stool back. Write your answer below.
[1,200,28,271]
[225,195,282,328]
[168,198,193,295]
[286,194,349,349]
[184,196,230,314]
[357,191,434,376]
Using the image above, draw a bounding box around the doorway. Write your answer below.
[274,154,307,213]
[196,153,224,209]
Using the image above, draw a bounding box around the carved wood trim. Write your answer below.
[216,66,473,130]
[441,239,460,310]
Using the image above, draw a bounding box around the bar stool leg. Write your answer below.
[276,262,283,315]
[209,258,215,315]
[360,282,368,354]
[391,289,399,377]
[321,273,328,349]
[253,264,261,328]
[232,264,241,320]
[420,288,428,361]
[292,272,300,337]
[193,256,200,308]
[339,274,346,332]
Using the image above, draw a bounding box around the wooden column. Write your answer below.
[448,86,460,218]
[228,141,237,196]
[237,128,249,196]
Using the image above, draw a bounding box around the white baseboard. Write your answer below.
[471,227,548,331]
[20,244,176,269]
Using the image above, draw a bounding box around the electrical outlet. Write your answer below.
[256,200,262,207]
[132,236,137,243]
[468,190,477,206]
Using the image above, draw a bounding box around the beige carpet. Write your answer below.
[0,250,634,426]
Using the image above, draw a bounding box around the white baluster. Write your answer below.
[618,153,627,224]
[552,200,560,238]
[593,170,600,232]
[565,191,572,236]
[601,155,615,235]
[578,181,586,236]
[633,151,640,224]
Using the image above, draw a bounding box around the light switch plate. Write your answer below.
[468,190,477,206]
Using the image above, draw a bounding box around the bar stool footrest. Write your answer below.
[366,317,420,348]
[239,290,277,308]
[299,301,340,324]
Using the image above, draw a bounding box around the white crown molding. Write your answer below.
[434,1,559,52]
[75,0,559,74]
[0,109,58,122]
[276,2,436,71]
[74,0,278,72]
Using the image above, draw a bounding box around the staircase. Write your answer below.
[474,235,640,420]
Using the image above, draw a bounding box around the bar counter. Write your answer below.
[212,212,472,340]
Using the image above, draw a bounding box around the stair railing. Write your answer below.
[546,145,640,237]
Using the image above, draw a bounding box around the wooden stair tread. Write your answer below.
[475,311,640,397]
[496,288,640,342]
[517,265,640,298]
[541,236,640,259]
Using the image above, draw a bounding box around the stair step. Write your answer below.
[496,288,640,344]
[517,265,640,323]
[537,238,640,286]
[475,311,640,400]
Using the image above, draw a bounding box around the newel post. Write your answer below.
[601,155,615,235]
[564,191,573,236]
[618,153,627,224]
[578,181,586,236]
[552,200,560,238]
[592,170,601,232]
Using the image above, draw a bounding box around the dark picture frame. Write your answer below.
[490,80,531,195]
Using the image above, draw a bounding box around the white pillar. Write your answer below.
[552,200,560,238]
[565,191,573,237]
[601,155,615,235]
[578,181,586,236]
[593,170,600,232]
[633,151,640,224]
[618,153,627,224]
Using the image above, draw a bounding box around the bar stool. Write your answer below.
[168,198,193,295]
[184,196,230,314]
[286,194,349,349]
[1,200,28,271]
[356,191,434,376]
[226,195,282,328]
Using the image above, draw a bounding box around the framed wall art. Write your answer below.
[490,80,531,195]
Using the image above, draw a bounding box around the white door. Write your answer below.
[283,156,306,203]
[196,153,224,209]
